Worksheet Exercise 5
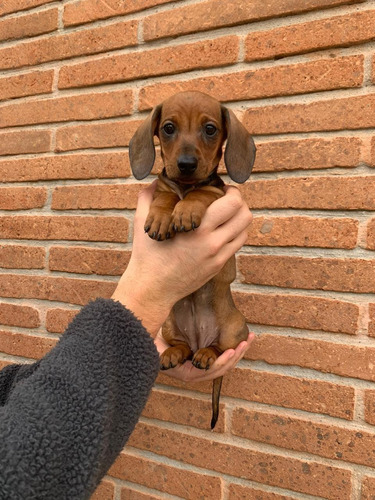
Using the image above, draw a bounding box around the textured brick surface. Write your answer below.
[0,245,45,269]
[0,69,53,101]
[0,0,54,16]
[0,331,56,359]
[366,219,375,250]
[364,390,375,425]
[0,303,40,328]
[228,484,298,500]
[0,8,57,43]
[0,187,46,210]
[46,308,79,334]
[49,247,131,275]
[362,477,375,500]
[0,129,51,156]
[91,481,115,500]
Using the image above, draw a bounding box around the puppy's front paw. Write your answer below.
[171,200,205,233]
[144,210,175,241]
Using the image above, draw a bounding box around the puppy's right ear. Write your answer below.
[129,104,162,180]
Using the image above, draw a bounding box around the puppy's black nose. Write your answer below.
[177,155,198,175]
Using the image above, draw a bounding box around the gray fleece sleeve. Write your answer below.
[0,298,160,500]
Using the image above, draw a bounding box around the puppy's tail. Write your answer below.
[211,376,223,429]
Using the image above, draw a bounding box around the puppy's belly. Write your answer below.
[173,283,219,353]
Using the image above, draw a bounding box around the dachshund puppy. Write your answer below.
[129,91,256,428]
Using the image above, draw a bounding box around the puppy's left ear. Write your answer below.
[129,104,162,180]
[222,107,256,183]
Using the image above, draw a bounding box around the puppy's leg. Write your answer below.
[145,181,180,240]
[160,312,193,370]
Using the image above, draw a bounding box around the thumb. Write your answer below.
[134,180,157,222]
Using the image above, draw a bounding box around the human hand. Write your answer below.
[154,330,255,382]
[112,181,252,335]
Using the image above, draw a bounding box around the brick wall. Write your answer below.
[1,0,375,498]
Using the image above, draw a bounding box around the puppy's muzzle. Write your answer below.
[177,154,198,175]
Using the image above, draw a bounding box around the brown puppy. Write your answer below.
[129,91,256,428]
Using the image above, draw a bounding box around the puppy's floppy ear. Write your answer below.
[222,106,256,183]
[129,104,162,180]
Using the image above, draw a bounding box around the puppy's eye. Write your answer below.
[205,124,217,136]
[163,122,175,135]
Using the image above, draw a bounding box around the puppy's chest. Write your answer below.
[173,281,219,352]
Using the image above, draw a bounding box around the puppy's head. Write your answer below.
[129,91,256,184]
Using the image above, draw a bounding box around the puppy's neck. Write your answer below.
[160,168,224,200]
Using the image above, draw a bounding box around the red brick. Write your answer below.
[0,187,46,210]
[221,367,354,419]
[0,8,57,43]
[369,304,375,337]
[246,8,375,61]
[0,303,40,328]
[362,477,375,500]
[0,330,56,359]
[49,247,131,276]
[0,69,53,102]
[0,0,54,16]
[247,216,358,248]
[64,0,173,26]
[370,136,375,167]
[240,176,375,210]
[52,184,145,210]
[364,390,375,425]
[55,120,142,152]
[0,216,129,243]
[0,129,51,156]
[91,480,115,500]
[0,19,137,71]
[110,450,222,499]
[144,0,365,41]
[0,90,133,128]
[120,487,164,500]
[238,254,375,293]
[232,407,375,467]
[233,290,359,334]
[0,245,45,269]
[140,56,363,109]
[366,219,375,250]
[0,274,116,306]
[244,94,375,135]
[0,153,130,183]
[58,36,239,89]
[253,137,361,172]
[46,308,79,334]
[248,334,375,381]
[129,422,352,499]
[142,388,225,432]
[229,484,298,500]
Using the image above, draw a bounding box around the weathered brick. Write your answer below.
[233,290,359,334]
[0,8,57,43]
[140,56,363,109]
[221,367,354,419]
[244,94,375,134]
[0,274,116,306]
[246,8,375,61]
[362,477,375,500]
[0,153,130,183]
[0,187,46,210]
[58,36,239,89]
[129,422,352,499]
[363,390,375,425]
[49,247,131,276]
[0,216,129,243]
[52,184,144,210]
[64,0,173,26]
[142,388,225,432]
[366,219,375,250]
[0,90,133,128]
[238,254,375,293]
[144,0,365,41]
[0,303,40,328]
[46,308,79,334]
[247,216,358,248]
[0,330,56,359]
[0,69,53,102]
[253,137,361,172]
[0,19,137,71]
[248,334,375,381]
[232,407,375,467]
[240,176,375,210]
[229,484,298,500]
[0,245,45,269]
[110,450,222,499]
[0,129,51,156]
[91,480,115,500]
[55,120,142,152]
[369,304,375,337]
[0,0,53,16]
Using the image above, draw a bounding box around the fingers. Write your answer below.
[214,202,252,246]
[134,181,157,222]
[200,186,244,231]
